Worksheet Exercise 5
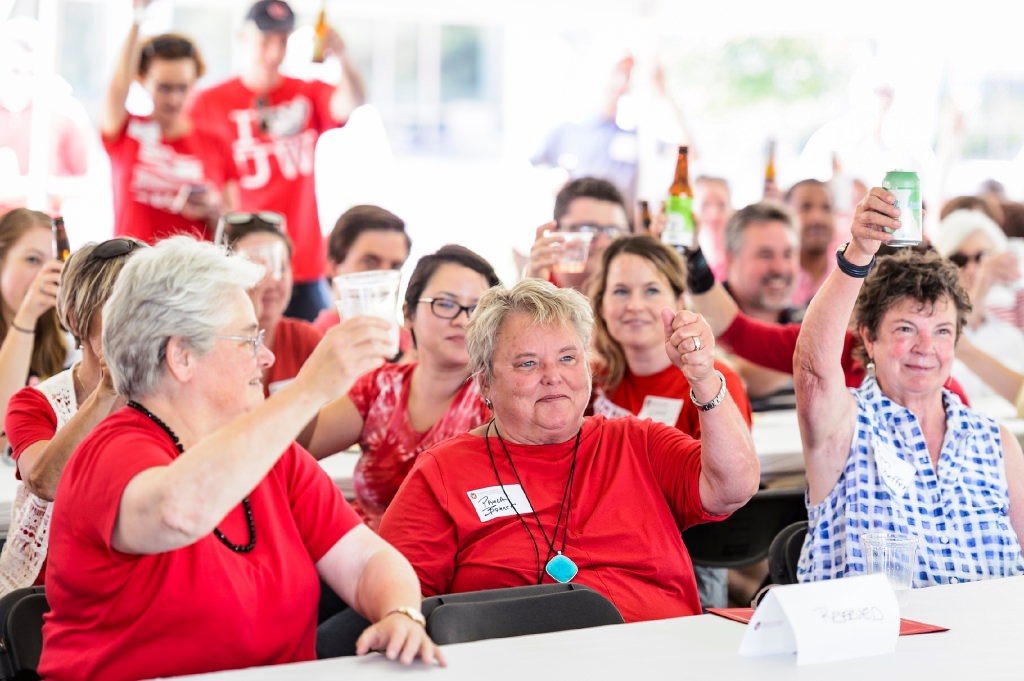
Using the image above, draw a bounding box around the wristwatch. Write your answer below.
[689,370,727,412]
[386,606,426,628]
[835,242,876,278]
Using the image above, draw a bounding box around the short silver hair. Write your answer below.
[466,278,594,383]
[102,236,264,400]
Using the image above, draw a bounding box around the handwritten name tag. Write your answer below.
[875,440,915,499]
[467,485,533,523]
[740,574,899,665]
[637,396,684,426]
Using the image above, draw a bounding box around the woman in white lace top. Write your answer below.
[0,237,143,593]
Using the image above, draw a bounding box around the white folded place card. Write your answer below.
[739,574,900,665]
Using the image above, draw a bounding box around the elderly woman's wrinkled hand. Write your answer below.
[355,612,447,667]
[296,316,394,403]
[661,308,715,385]
[849,187,901,255]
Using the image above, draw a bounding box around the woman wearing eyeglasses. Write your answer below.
[300,245,500,531]
[217,211,323,396]
[38,236,442,681]
[932,209,1024,405]
[1,237,143,595]
[101,0,232,243]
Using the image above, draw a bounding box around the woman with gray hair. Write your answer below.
[38,236,445,681]
[378,278,758,623]
[1,237,143,595]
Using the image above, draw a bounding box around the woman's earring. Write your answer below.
[485,398,493,409]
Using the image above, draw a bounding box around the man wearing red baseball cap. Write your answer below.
[189,0,366,321]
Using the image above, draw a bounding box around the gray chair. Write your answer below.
[682,487,807,568]
[767,520,809,586]
[0,586,47,681]
[422,583,624,645]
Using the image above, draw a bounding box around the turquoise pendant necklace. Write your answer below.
[485,419,580,584]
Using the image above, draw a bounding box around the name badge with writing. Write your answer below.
[874,440,915,499]
[739,574,899,665]
[637,396,684,426]
[467,485,533,523]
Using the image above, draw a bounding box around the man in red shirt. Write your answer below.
[188,0,365,321]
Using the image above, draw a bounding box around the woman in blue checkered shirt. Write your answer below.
[793,186,1024,587]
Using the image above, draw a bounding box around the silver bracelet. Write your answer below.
[689,369,727,412]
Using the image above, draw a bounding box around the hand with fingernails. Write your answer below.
[661,308,718,400]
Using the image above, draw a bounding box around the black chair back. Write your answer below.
[0,586,47,681]
[682,487,807,568]
[423,583,623,645]
[768,520,809,586]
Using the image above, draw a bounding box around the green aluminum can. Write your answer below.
[881,170,922,246]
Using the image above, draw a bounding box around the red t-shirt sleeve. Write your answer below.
[279,443,361,562]
[5,386,57,464]
[378,451,455,596]
[718,313,801,375]
[304,79,343,130]
[643,420,725,528]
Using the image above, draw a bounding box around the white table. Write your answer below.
[154,575,1024,680]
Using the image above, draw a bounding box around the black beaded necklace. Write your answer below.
[127,400,256,553]
[485,418,579,584]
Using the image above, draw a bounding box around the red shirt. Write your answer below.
[39,407,360,681]
[188,77,340,282]
[348,362,490,530]
[591,360,752,438]
[102,115,234,243]
[265,316,323,396]
[379,415,722,623]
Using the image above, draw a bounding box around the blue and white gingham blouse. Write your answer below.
[798,376,1024,587]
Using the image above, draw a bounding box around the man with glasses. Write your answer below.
[522,176,631,292]
[188,0,366,322]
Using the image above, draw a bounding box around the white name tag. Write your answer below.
[874,440,915,499]
[740,574,899,665]
[637,396,684,426]
[467,485,533,523]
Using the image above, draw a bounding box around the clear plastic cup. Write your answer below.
[549,230,594,275]
[863,532,918,605]
[332,269,402,356]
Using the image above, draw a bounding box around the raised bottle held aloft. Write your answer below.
[661,145,694,252]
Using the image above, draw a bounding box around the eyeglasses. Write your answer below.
[214,329,266,358]
[223,211,285,228]
[419,298,476,320]
[559,223,628,239]
[88,238,144,262]
[949,251,987,268]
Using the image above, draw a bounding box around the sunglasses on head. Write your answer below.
[88,238,144,262]
[949,251,986,268]
[223,211,284,228]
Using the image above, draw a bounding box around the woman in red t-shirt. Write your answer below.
[101,2,230,243]
[588,234,753,437]
[300,245,500,530]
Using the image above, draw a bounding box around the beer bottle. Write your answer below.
[662,145,694,252]
[763,138,778,199]
[312,0,328,63]
[52,216,70,262]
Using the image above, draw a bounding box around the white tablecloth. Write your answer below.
[153,575,1024,680]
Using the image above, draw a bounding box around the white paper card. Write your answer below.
[740,574,900,665]
[467,485,533,523]
[637,396,684,426]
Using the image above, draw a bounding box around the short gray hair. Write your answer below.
[466,278,594,383]
[724,200,796,257]
[102,236,263,400]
